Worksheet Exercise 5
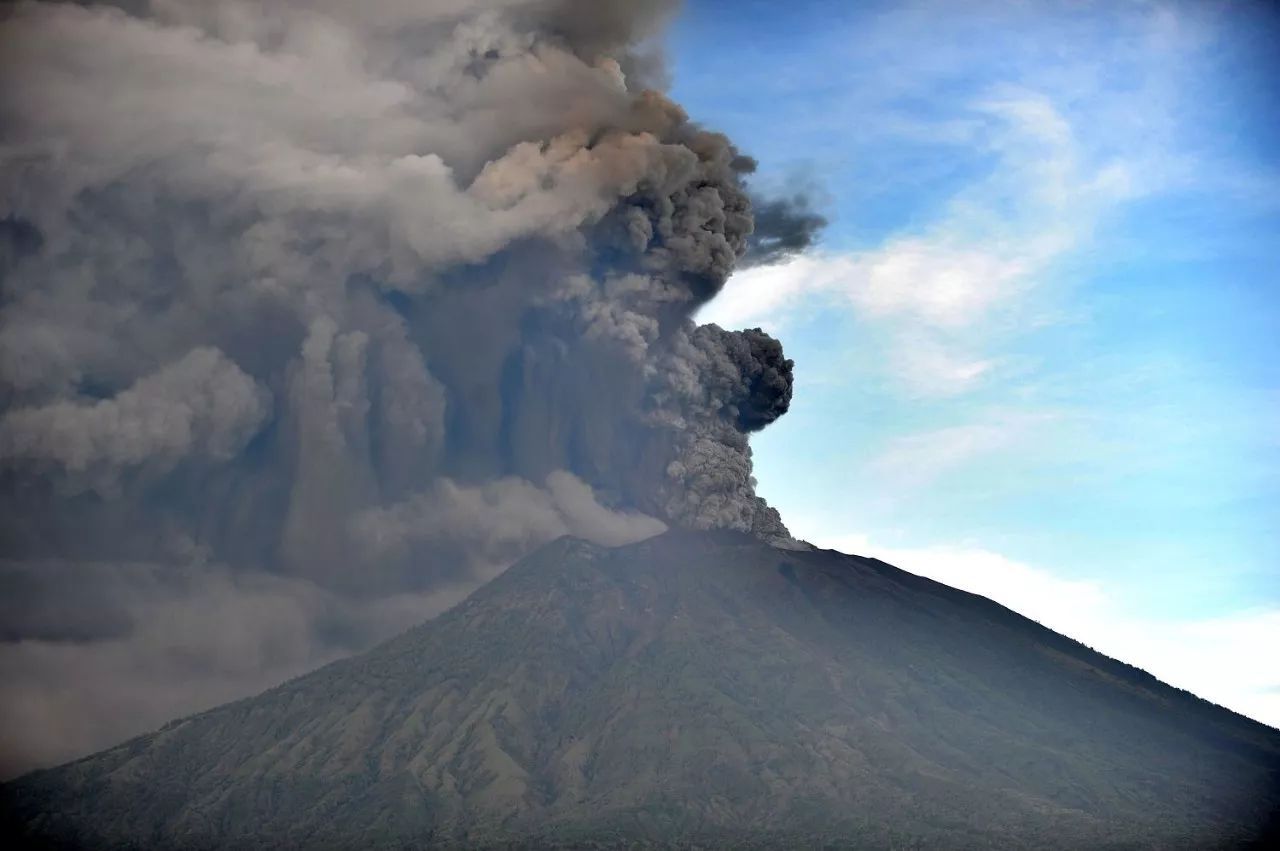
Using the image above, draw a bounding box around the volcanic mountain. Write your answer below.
[4,531,1278,849]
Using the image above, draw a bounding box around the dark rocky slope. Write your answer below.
[4,531,1278,848]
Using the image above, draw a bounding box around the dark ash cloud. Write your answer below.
[743,194,829,267]
[0,0,807,776]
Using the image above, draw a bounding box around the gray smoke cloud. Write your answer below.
[743,193,828,267]
[0,348,271,489]
[0,0,814,776]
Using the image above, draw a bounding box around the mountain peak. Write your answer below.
[5,532,1278,848]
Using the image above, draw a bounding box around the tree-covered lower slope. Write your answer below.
[4,531,1279,849]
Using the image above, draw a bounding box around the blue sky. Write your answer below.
[671,0,1280,724]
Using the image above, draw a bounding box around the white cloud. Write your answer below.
[853,237,1031,326]
[702,237,1031,335]
[697,252,842,333]
[887,333,997,398]
[866,411,1058,489]
[800,529,1280,729]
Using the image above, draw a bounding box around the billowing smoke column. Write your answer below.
[0,0,813,774]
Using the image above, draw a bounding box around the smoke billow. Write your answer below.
[743,193,829,267]
[0,0,817,775]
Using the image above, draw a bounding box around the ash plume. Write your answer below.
[0,0,802,775]
[743,193,829,267]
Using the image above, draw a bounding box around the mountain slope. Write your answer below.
[4,531,1279,849]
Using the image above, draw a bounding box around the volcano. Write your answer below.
[4,531,1278,848]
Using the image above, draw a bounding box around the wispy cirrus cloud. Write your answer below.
[865,410,1061,491]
